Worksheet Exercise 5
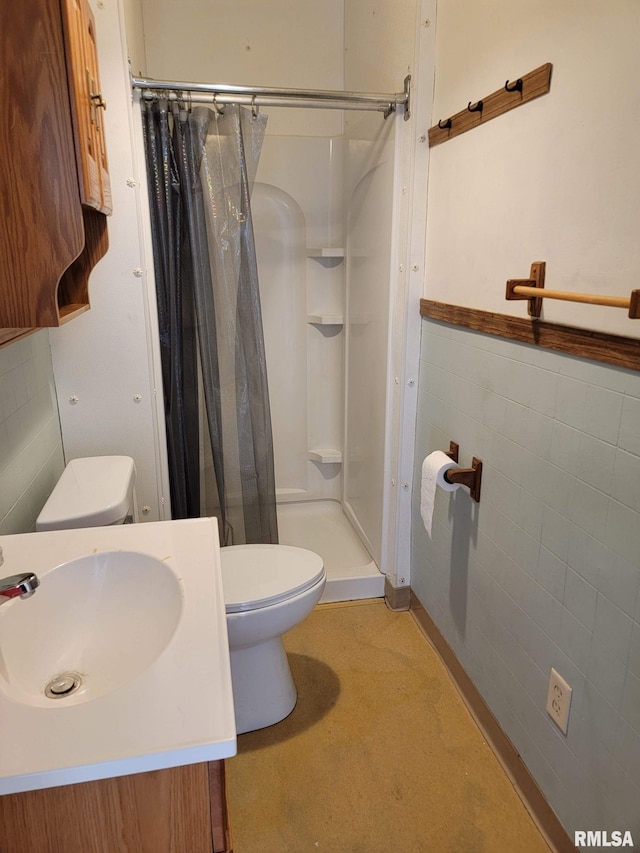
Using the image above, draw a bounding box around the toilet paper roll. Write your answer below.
[420,450,460,538]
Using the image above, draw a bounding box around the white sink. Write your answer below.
[0,519,236,795]
[0,551,183,707]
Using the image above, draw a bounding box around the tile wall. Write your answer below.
[0,332,64,534]
[412,318,640,839]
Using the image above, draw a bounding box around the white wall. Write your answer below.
[414,0,640,840]
[49,0,169,523]
[0,332,64,533]
[122,0,146,75]
[254,137,346,503]
[141,0,344,138]
[425,0,640,338]
[343,0,433,575]
[342,121,396,562]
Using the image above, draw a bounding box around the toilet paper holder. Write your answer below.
[444,441,483,502]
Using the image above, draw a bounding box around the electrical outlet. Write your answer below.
[546,668,572,734]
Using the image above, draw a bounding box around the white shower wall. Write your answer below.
[252,132,387,600]
[342,122,396,565]
[342,0,427,579]
[253,110,414,588]
[254,136,346,504]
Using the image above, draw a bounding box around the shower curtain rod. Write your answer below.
[131,74,411,119]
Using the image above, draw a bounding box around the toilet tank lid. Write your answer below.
[36,456,136,531]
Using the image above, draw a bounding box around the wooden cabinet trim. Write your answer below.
[60,0,112,215]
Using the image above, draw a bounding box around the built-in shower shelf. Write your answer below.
[308,448,342,464]
[307,314,344,326]
[306,247,344,259]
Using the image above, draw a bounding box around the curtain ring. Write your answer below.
[251,95,259,119]
[213,93,224,116]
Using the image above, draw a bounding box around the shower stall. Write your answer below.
[135,76,408,602]
[235,120,399,601]
[251,137,387,602]
[233,94,404,599]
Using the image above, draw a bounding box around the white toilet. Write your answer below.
[221,544,325,734]
[36,457,325,735]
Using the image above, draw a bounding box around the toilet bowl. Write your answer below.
[221,544,325,734]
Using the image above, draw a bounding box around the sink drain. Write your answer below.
[44,672,83,699]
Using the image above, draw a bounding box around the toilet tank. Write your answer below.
[36,456,136,531]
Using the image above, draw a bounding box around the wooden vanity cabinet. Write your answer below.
[0,760,233,853]
[0,0,110,338]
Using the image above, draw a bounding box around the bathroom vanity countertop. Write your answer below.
[0,518,236,795]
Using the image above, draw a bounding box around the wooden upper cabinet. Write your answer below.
[61,0,112,215]
[0,0,109,333]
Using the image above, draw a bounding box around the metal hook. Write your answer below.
[467,99,483,113]
[251,95,259,119]
[213,93,224,116]
[438,118,452,130]
[505,78,523,93]
[176,90,190,119]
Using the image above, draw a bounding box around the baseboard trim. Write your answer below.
[384,578,411,611]
[410,591,575,853]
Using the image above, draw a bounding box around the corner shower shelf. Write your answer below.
[307,314,344,326]
[308,449,342,464]
[306,247,344,259]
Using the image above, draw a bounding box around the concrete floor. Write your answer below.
[226,599,551,853]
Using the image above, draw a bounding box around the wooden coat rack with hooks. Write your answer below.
[428,63,552,147]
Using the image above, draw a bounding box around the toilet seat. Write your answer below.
[221,544,325,613]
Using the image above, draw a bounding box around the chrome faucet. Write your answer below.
[0,572,40,603]
[0,544,39,603]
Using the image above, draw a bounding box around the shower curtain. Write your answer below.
[142,100,278,545]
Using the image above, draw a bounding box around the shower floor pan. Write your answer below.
[276,500,385,604]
